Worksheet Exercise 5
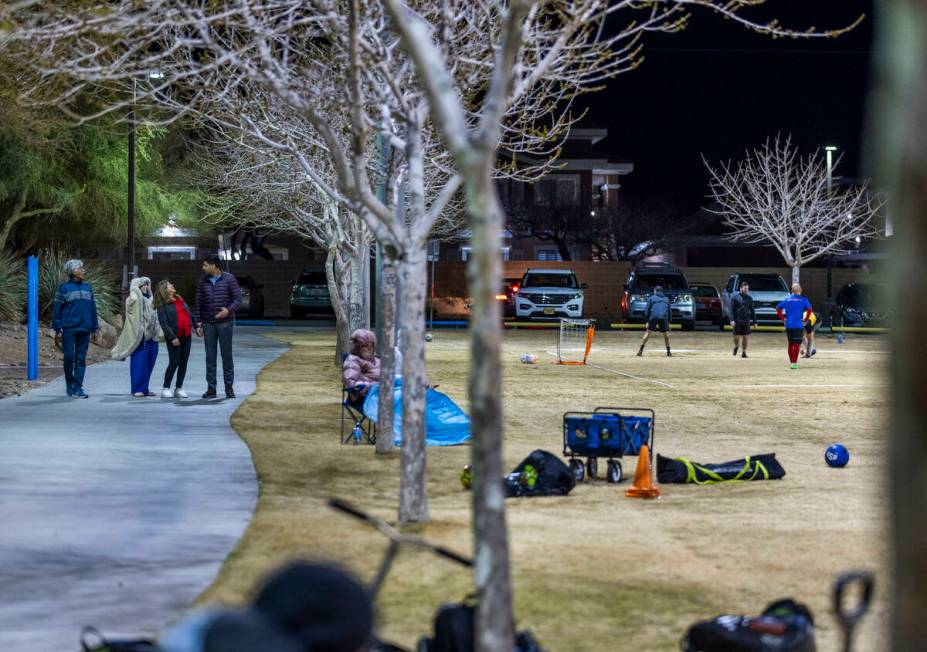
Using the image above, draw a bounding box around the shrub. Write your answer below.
[38,250,119,322]
[0,252,26,323]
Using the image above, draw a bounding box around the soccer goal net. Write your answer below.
[557,318,596,365]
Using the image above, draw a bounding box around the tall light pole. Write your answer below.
[125,71,164,295]
[825,145,838,194]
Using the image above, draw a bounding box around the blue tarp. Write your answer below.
[363,379,471,447]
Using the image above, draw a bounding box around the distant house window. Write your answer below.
[461,247,510,261]
[534,175,580,206]
[147,246,197,261]
[536,248,563,262]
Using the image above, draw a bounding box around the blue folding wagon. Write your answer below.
[562,407,655,483]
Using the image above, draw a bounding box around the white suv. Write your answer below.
[515,269,586,320]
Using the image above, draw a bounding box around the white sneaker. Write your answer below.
[174,388,188,399]
[161,388,174,399]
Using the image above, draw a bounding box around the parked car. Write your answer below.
[723,273,790,325]
[289,269,333,318]
[514,269,586,320]
[620,262,696,330]
[830,283,892,328]
[235,276,265,319]
[690,284,723,325]
[499,278,520,319]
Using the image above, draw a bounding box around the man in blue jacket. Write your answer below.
[52,259,99,398]
[637,285,672,357]
[194,254,242,399]
[776,283,813,370]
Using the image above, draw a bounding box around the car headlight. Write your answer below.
[571,293,583,301]
[630,294,647,303]
[676,294,692,303]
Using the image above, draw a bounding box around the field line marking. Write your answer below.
[587,363,677,389]
[543,349,676,389]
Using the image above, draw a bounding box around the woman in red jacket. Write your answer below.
[154,279,194,399]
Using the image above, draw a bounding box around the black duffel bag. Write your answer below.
[680,599,815,652]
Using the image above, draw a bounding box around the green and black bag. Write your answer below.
[657,453,785,484]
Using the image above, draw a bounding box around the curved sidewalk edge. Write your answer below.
[0,326,288,649]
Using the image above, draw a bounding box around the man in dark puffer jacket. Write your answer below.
[193,254,242,399]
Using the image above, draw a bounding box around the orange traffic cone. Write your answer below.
[625,444,661,499]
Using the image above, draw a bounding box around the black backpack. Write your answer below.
[680,599,815,652]
[417,604,546,652]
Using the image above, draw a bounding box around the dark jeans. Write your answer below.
[61,329,90,392]
[164,336,192,389]
[203,321,234,389]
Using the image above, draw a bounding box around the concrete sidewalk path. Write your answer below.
[0,327,288,649]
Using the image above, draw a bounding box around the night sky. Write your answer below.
[580,0,876,209]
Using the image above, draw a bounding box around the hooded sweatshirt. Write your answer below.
[111,277,160,360]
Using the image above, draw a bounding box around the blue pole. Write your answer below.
[27,255,39,381]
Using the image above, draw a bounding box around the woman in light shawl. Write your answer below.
[111,276,162,396]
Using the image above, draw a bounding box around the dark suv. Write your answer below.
[289,269,333,318]
[620,262,696,330]
[830,283,891,328]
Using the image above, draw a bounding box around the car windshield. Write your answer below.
[297,271,327,285]
[634,274,687,290]
[691,286,718,298]
[522,273,578,289]
[740,275,788,292]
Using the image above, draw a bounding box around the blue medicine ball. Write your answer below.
[825,444,849,468]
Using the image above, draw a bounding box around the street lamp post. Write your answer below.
[825,145,838,194]
[125,71,164,296]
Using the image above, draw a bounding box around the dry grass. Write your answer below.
[200,328,889,651]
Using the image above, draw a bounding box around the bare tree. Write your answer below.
[705,136,884,284]
[374,3,863,650]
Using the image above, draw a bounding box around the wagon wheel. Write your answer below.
[569,458,585,482]
[606,460,623,484]
[586,457,598,479]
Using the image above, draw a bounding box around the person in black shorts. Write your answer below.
[730,280,756,358]
[801,309,818,358]
[637,285,672,357]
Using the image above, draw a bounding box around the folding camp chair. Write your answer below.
[341,385,377,445]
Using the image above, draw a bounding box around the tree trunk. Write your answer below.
[466,166,514,652]
[397,247,429,523]
[791,265,800,287]
[349,244,369,332]
[326,248,351,366]
[554,237,572,262]
[872,3,927,647]
[376,255,397,455]
[0,193,27,251]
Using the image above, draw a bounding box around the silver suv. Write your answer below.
[621,263,696,330]
[515,269,586,320]
[724,273,790,324]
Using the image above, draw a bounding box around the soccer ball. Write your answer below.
[425,333,433,342]
[836,333,845,344]
[521,353,537,364]
[825,444,849,468]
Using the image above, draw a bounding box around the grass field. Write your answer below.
[200,328,889,651]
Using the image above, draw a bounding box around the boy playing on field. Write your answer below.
[801,310,818,358]
[776,283,813,369]
[730,280,756,358]
[637,285,672,357]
